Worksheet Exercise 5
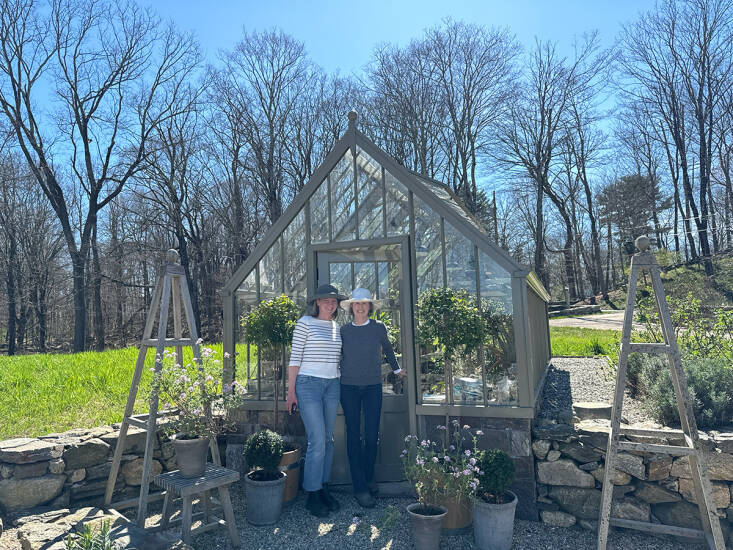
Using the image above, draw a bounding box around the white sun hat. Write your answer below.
[340,287,387,311]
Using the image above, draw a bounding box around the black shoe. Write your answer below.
[320,484,340,512]
[368,480,379,497]
[355,491,376,508]
[306,491,330,518]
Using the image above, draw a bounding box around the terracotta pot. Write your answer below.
[173,437,209,478]
[437,494,473,530]
[406,503,447,550]
[280,446,301,503]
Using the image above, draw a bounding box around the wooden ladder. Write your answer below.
[596,236,725,549]
[104,249,221,527]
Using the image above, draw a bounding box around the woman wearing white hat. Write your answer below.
[339,288,406,508]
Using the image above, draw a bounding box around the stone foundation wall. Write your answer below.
[533,419,733,544]
[0,425,175,514]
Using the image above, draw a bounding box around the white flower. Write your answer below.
[476,430,484,436]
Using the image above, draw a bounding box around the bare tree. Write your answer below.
[0,0,200,350]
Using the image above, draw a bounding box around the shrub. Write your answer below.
[65,520,115,550]
[635,353,733,429]
[475,449,515,504]
[244,429,284,480]
[242,295,300,356]
[417,288,484,359]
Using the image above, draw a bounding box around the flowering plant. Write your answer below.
[153,344,247,440]
[401,419,484,506]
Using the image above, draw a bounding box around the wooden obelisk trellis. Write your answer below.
[596,236,725,550]
[104,249,220,527]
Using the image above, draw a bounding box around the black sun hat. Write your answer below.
[307,284,347,304]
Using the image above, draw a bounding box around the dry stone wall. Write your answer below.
[533,419,733,544]
[0,424,174,514]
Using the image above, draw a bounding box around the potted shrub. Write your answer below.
[242,295,301,502]
[154,345,246,477]
[243,429,286,525]
[472,448,517,550]
[402,423,485,547]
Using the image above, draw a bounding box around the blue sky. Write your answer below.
[149,0,653,74]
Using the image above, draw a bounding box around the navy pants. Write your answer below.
[340,383,382,494]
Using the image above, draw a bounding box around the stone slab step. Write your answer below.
[573,402,612,421]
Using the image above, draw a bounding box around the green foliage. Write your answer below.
[244,429,284,479]
[481,298,514,375]
[633,353,733,429]
[242,295,300,352]
[418,288,484,359]
[65,520,116,550]
[635,290,733,361]
[371,309,400,353]
[475,449,515,504]
[401,421,484,506]
[153,346,246,439]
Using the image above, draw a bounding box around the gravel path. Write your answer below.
[156,488,701,550]
[539,357,652,425]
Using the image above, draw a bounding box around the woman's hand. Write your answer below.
[287,388,298,414]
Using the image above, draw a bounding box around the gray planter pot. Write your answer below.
[244,471,287,525]
[472,491,517,550]
[173,437,209,478]
[406,502,447,550]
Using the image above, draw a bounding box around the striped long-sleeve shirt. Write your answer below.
[288,315,342,378]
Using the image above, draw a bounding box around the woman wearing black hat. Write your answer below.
[286,284,345,518]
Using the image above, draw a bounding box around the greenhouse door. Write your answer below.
[314,239,416,483]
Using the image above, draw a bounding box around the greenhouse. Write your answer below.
[221,112,550,499]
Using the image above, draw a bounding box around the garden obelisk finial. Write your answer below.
[166,248,180,264]
[347,110,358,131]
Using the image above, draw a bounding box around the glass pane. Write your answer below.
[283,209,307,305]
[235,288,259,400]
[309,177,329,244]
[259,239,282,300]
[445,220,477,294]
[331,150,356,241]
[377,262,388,300]
[329,262,351,295]
[413,196,443,294]
[479,250,517,405]
[354,262,377,294]
[385,171,409,237]
[356,147,384,240]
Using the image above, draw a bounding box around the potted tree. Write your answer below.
[243,429,286,525]
[242,295,302,503]
[154,346,246,477]
[472,449,517,550]
[417,288,484,529]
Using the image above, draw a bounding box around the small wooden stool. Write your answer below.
[154,464,240,547]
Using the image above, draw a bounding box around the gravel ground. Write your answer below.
[539,357,652,425]
[169,487,702,549]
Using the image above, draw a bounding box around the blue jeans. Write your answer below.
[295,374,340,492]
[340,383,382,494]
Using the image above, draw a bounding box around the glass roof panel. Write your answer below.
[479,249,512,311]
[412,173,484,232]
[331,149,356,241]
[385,170,410,237]
[356,147,384,240]
[236,269,257,302]
[309,175,329,244]
[414,195,443,294]
[445,220,477,295]
[283,208,307,305]
[259,238,282,301]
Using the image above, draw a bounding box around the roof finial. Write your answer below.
[166,248,180,264]
[347,110,358,130]
[635,235,651,252]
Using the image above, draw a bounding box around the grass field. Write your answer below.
[0,344,225,440]
[550,326,622,363]
[0,328,629,441]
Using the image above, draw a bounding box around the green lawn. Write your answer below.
[550,326,622,363]
[0,343,226,440]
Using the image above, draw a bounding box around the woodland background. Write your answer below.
[0,0,732,353]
